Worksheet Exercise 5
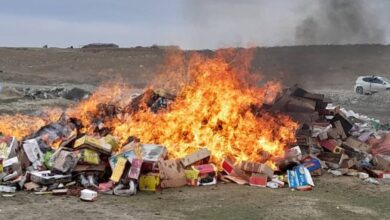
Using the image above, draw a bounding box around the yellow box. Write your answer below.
[139,173,160,192]
[110,157,127,183]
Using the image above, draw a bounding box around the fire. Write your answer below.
[112,49,298,166]
[0,108,62,139]
[0,49,298,167]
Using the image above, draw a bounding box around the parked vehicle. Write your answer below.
[354,76,390,95]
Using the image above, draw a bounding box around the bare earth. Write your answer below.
[1,45,390,220]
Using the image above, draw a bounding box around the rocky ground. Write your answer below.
[1,46,390,219]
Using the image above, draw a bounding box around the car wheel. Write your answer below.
[356,86,363,95]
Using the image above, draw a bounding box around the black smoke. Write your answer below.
[295,0,385,45]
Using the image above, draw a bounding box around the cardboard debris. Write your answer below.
[222,158,250,181]
[374,154,390,171]
[239,161,274,178]
[180,148,210,167]
[343,137,369,153]
[223,175,248,185]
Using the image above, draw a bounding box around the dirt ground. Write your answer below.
[0,175,389,220]
[1,46,390,219]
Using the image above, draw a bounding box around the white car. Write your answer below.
[354,76,390,95]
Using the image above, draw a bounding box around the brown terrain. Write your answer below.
[0,45,390,219]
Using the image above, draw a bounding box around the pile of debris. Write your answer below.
[0,85,389,200]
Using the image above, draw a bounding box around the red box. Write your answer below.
[249,174,267,187]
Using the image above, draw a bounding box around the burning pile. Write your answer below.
[0,49,389,198]
[0,50,299,197]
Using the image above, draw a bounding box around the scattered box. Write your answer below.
[287,165,314,190]
[249,174,267,187]
[239,161,274,178]
[180,148,210,167]
[191,164,217,186]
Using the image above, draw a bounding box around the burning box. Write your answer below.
[191,164,217,186]
[239,161,274,178]
[74,135,112,155]
[180,148,210,167]
[249,174,267,187]
[139,173,160,192]
[287,165,314,190]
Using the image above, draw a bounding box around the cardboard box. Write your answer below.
[192,164,217,186]
[110,157,127,183]
[340,158,357,169]
[180,148,210,167]
[287,165,314,190]
[184,169,199,186]
[128,158,143,180]
[74,135,112,155]
[374,154,390,171]
[222,158,250,181]
[52,149,78,174]
[301,157,322,172]
[333,121,347,140]
[141,144,167,163]
[317,152,345,165]
[23,139,44,168]
[249,174,267,187]
[239,161,274,178]
[139,173,160,192]
[320,139,343,154]
[76,149,100,165]
[30,171,72,185]
[158,159,186,188]
[160,178,188,188]
[343,137,369,153]
[158,159,186,180]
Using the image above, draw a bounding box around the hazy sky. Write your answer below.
[1,0,389,49]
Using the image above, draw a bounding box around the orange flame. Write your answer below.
[0,49,297,167]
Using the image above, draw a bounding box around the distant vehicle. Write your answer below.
[81,43,119,49]
[354,76,390,95]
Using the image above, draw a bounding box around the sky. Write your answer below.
[0,0,389,49]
